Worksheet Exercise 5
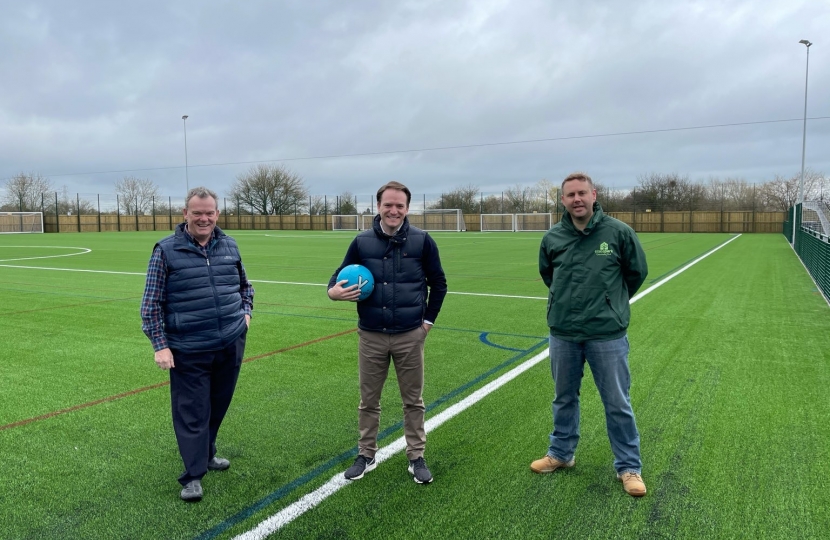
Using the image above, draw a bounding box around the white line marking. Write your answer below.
[0,264,143,275]
[0,246,91,263]
[629,233,741,303]
[232,234,742,539]
[233,348,550,540]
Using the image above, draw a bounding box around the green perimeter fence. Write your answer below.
[784,203,830,302]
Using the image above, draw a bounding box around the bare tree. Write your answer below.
[115,177,161,215]
[702,177,759,211]
[801,169,827,201]
[151,198,185,216]
[430,184,480,213]
[480,194,504,214]
[501,184,540,213]
[54,185,96,215]
[595,184,631,212]
[757,169,826,211]
[228,164,307,215]
[309,195,334,216]
[759,174,800,211]
[2,172,51,211]
[635,173,699,211]
[334,191,358,214]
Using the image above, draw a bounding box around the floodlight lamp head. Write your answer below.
[799,40,812,47]
[182,115,188,120]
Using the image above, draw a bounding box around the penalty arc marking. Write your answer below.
[0,246,91,263]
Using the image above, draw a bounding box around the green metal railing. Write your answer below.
[786,203,830,303]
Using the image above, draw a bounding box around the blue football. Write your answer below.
[336,264,375,301]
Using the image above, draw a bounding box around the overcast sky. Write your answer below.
[2,0,828,202]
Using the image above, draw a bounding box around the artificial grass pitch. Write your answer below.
[0,232,827,539]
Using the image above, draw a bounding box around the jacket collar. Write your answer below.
[562,202,604,235]
[373,215,409,243]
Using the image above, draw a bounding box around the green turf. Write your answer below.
[0,231,827,539]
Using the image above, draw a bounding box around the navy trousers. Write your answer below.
[169,330,246,485]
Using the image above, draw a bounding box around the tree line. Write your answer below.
[2,165,827,215]
[433,171,828,214]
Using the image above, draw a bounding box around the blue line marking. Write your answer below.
[479,332,526,352]
[196,337,548,539]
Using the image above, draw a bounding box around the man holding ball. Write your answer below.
[328,181,447,484]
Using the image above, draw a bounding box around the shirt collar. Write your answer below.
[379,221,402,237]
[183,224,216,247]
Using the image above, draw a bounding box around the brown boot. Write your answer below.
[530,455,575,474]
[617,472,647,497]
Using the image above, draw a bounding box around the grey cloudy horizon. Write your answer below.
[2,0,828,200]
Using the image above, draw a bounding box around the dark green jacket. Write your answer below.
[539,202,647,342]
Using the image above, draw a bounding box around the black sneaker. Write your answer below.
[344,455,376,480]
[408,457,433,484]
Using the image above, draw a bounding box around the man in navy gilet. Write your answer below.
[328,181,447,484]
[140,187,254,502]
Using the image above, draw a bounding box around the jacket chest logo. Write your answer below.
[594,242,614,256]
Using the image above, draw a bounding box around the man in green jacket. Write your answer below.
[530,172,649,497]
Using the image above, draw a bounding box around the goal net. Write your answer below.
[481,214,515,232]
[360,214,376,230]
[0,212,44,233]
[515,213,552,232]
[407,209,466,232]
[331,215,360,231]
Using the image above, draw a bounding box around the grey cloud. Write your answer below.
[1,0,827,200]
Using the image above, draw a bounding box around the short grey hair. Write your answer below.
[185,187,219,209]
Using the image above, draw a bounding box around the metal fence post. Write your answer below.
[55,192,60,233]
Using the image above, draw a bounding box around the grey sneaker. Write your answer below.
[344,455,376,480]
[208,457,230,471]
[180,480,203,502]
[408,457,433,484]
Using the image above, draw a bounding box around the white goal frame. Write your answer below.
[0,211,44,233]
[408,209,466,232]
[331,215,360,231]
[480,214,515,232]
[514,213,552,232]
[360,214,376,230]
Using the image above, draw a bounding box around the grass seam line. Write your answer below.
[230,233,743,539]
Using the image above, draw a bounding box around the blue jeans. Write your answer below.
[547,334,641,474]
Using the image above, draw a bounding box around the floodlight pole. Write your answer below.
[793,40,812,246]
[182,115,190,196]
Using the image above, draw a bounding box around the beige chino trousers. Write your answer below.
[356,326,427,461]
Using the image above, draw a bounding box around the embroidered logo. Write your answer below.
[594,242,613,256]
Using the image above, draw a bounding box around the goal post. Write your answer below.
[514,213,552,232]
[0,212,44,233]
[481,214,515,232]
[331,215,360,231]
[360,214,376,230]
[408,209,466,232]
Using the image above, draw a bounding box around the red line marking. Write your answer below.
[0,328,357,431]
[0,381,170,431]
[242,328,356,363]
